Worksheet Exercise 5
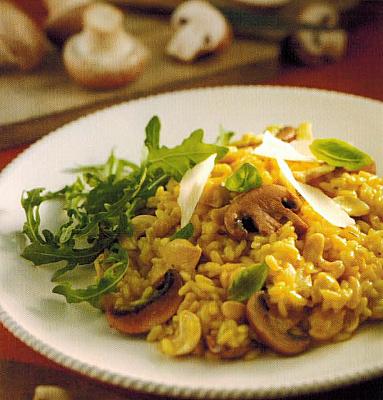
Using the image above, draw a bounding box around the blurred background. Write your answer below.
[0,0,382,151]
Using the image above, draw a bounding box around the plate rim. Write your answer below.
[0,85,382,399]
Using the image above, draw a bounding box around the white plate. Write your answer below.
[0,86,382,399]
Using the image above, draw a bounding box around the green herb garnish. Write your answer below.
[310,138,373,171]
[21,116,226,306]
[170,223,194,241]
[228,263,268,302]
[224,163,262,193]
[52,244,129,308]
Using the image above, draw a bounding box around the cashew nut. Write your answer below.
[161,310,202,356]
[303,233,345,279]
[333,195,370,217]
[33,386,71,400]
[160,239,202,274]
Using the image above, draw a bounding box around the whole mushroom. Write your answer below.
[288,2,348,66]
[63,2,149,89]
[44,0,94,44]
[166,0,232,62]
[0,1,49,70]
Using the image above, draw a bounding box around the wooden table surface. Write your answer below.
[0,1,382,399]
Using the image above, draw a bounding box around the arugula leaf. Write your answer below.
[52,244,128,307]
[145,116,161,151]
[225,163,262,193]
[310,138,374,171]
[170,223,194,240]
[21,115,228,306]
[216,126,235,146]
[22,236,114,267]
[21,188,63,244]
[228,263,268,302]
[67,152,139,181]
[146,129,228,180]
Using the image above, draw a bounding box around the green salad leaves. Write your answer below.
[21,116,227,306]
[310,138,373,171]
[228,263,268,302]
[224,163,262,193]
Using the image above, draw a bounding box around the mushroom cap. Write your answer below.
[44,0,94,43]
[167,0,232,62]
[246,291,311,355]
[0,2,48,70]
[289,2,347,66]
[63,3,149,89]
[106,269,184,335]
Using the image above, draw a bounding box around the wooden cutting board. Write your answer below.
[0,11,279,150]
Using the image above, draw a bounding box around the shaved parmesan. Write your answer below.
[253,131,316,162]
[290,139,318,159]
[277,158,355,228]
[178,154,216,228]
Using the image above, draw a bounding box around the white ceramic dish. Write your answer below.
[0,86,382,399]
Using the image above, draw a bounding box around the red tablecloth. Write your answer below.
[1,2,382,372]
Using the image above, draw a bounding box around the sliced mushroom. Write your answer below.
[166,0,232,62]
[224,184,308,240]
[44,0,94,44]
[275,126,297,143]
[106,269,183,334]
[246,291,310,355]
[0,2,49,70]
[160,239,202,274]
[289,2,347,66]
[359,161,376,175]
[63,3,149,89]
[206,335,249,359]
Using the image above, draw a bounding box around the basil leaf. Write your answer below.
[52,245,128,308]
[146,129,228,181]
[216,126,235,146]
[228,263,268,302]
[225,163,262,193]
[310,138,374,171]
[145,116,161,151]
[170,223,194,240]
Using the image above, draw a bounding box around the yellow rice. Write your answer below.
[104,124,383,359]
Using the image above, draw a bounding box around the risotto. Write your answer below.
[21,118,383,360]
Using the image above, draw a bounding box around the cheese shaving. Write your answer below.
[277,158,355,228]
[178,154,216,228]
[253,131,316,161]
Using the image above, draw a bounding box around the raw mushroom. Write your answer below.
[289,2,347,66]
[44,0,94,44]
[0,1,49,70]
[224,184,308,240]
[246,291,310,355]
[166,0,232,62]
[63,2,149,89]
[106,269,183,334]
[230,0,291,8]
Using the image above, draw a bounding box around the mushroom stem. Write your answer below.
[83,4,126,51]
